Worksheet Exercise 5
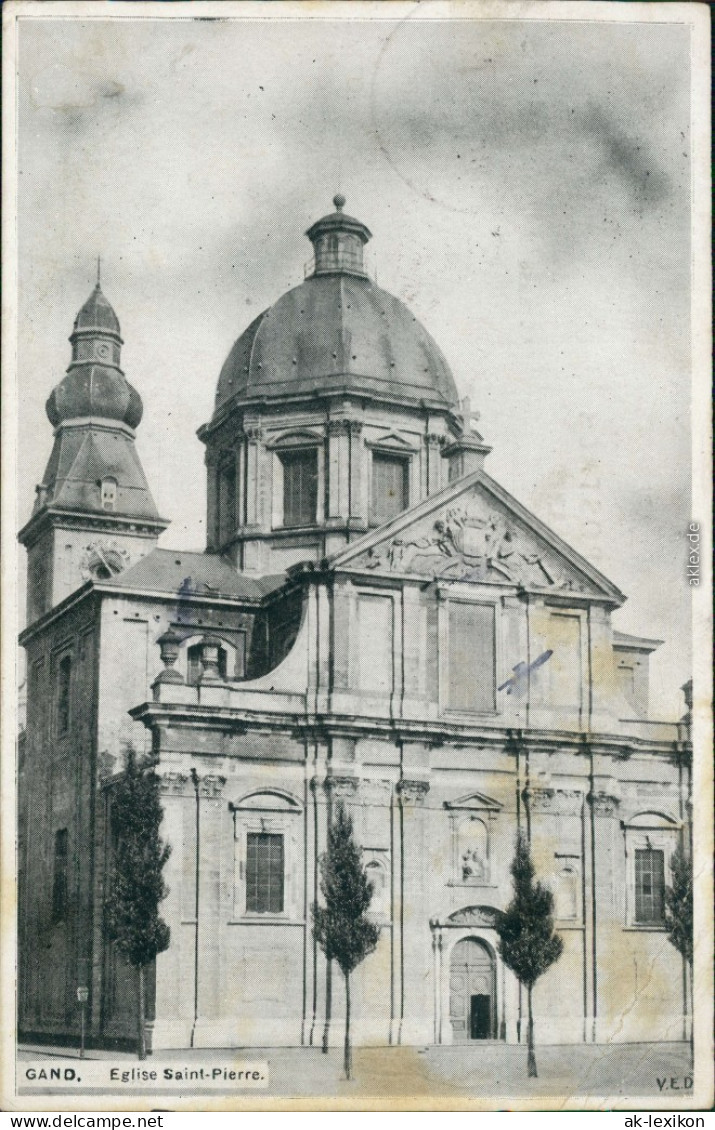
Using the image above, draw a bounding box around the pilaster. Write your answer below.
[426,432,443,495]
[396,777,430,1044]
[243,425,263,529]
[327,419,350,523]
[192,772,227,1046]
[348,420,365,526]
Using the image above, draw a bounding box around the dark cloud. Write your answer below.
[578,105,670,210]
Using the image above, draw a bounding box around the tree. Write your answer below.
[496,831,563,1077]
[665,844,693,1059]
[312,803,379,1080]
[105,745,171,1060]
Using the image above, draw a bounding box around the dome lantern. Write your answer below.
[305,195,372,278]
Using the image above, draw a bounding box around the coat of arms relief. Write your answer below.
[357,490,587,592]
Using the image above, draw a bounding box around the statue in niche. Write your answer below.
[461,849,487,883]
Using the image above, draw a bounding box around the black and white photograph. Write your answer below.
[2,0,712,1113]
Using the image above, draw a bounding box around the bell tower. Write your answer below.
[18,271,168,624]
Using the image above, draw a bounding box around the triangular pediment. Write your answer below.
[370,430,418,451]
[444,791,503,811]
[330,469,624,603]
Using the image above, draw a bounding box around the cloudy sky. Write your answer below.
[14,5,699,716]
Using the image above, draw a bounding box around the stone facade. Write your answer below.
[18,200,691,1052]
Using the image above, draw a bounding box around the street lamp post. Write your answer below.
[76,986,89,1059]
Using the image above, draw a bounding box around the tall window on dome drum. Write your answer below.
[447,602,496,712]
[217,456,236,543]
[246,832,284,913]
[371,452,408,525]
[634,848,665,924]
[281,448,318,527]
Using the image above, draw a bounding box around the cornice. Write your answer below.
[18,506,169,548]
[127,701,681,761]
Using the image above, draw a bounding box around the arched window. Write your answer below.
[231,791,302,920]
[623,811,679,928]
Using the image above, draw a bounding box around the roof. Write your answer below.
[102,548,287,602]
[72,283,121,337]
[35,424,161,519]
[612,630,664,652]
[214,272,459,413]
[47,365,143,428]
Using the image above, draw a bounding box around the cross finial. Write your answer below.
[96,256,101,288]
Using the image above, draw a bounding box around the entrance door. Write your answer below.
[449,938,496,1042]
[470,994,491,1039]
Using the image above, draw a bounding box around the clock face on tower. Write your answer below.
[80,541,129,581]
[95,341,111,360]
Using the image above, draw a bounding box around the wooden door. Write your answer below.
[449,937,495,1042]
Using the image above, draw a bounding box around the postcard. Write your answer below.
[2,0,712,1113]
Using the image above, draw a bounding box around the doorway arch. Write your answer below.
[449,937,496,1042]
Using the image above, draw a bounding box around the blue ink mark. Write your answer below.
[176,576,196,624]
[498,649,553,695]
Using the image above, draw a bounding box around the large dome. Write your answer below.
[215,273,458,412]
[214,198,459,415]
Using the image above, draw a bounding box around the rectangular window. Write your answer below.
[358,594,394,693]
[371,452,408,526]
[281,449,318,527]
[546,613,582,714]
[218,457,236,543]
[57,655,71,733]
[52,828,69,922]
[447,602,496,712]
[246,832,284,913]
[635,848,665,924]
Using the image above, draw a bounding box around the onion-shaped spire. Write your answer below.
[46,275,143,429]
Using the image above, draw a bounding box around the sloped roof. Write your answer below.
[40,426,161,519]
[73,283,121,337]
[101,548,287,602]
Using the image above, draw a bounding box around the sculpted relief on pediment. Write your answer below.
[354,490,588,592]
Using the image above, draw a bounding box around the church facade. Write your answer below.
[18,198,691,1052]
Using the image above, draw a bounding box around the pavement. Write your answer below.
[17,1041,697,1104]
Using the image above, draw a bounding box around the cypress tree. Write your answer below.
[105,746,171,1060]
[664,844,693,1061]
[496,831,563,1077]
[312,803,379,1080]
